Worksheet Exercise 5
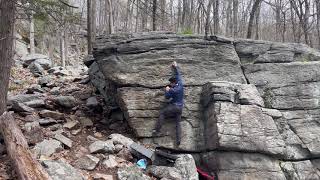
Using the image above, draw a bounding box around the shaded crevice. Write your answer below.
[240,65,250,84]
[232,43,251,85]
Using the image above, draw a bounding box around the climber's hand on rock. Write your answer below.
[172,61,177,68]
[166,86,170,91]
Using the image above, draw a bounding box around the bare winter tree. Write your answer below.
[0,0,16,114]
[205,0,213,38]
[213,0,220,34]
[153,0,157,31]
[87,0,93,54]
[247,0,263,38]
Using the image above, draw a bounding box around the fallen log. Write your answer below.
[0,112,52,180]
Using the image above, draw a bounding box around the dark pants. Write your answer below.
[155,104,183,144]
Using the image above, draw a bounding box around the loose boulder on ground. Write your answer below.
[89,140,115,154]
[117,165,150,180]
[54,96,77,108]
[22,53,52,70]
[33,139,63,157]
[73,155,100,171]
[42,159,85,180]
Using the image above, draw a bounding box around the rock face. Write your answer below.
[89,32,320,179]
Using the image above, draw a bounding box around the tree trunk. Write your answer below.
[99,0,104,34]
[226,0,232,36]
[275,0,281,41]
[169,0,174,30]
[141,0,148,31]
[106,0,114,34]
[48,36,54,63]
[29,13,35,54]
[92,0,97,42]
[135,0,140,32]
[205,0,213,38]
[0,112,52,180]
[213,0,220,34]
[290,1,298,42]
[316,0,320,48]
[60,30,66,67]
[233,0,238,37]
[182,0,191,31]
[152,0,157,31]
[64,28,68,66]
[177,0,182,31]
[87,0,92,54]
[160,0,166,30]
[281,11,286,42]
[247,0,262,39]
[0,0,15,114]
[254,3,261,40]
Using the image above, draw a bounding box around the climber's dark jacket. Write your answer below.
[165,66,184,107]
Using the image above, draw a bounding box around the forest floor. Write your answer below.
[0,63,139,179]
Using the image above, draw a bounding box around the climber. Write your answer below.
[153,61,184,146]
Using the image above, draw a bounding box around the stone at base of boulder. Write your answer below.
[147,166,182,180]
[54,133,73,148]
[73,155,100,171]
[92,173,114,180]
[103,155,118,168]
[39,110,64,120]
[54,96,77,108]
[63,121,79,130]
[42,159,85,180]
[89,140,115,154]
[33,139,63,157]
[117,165,150,180]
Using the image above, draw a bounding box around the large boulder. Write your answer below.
[90,32,320,179]
[21,53,52,70]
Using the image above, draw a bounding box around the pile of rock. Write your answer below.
[21,54,52,77]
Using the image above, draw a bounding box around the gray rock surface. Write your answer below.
[8,94,43,106]
[28,62,44,76]
[38,76,51,87]
[90,33,320,179]
[42,159,85,180]
[174,154,198,180]
[89,140,115,154]
[38,118,59,126]
[63,121,79,130]
[147,166,182,180]
[33,139,63,157]
[202,82,285,155]
[92,173,114,180]
[26,84,45,94]
[39,110,64,120]
[54,133,73,148]
[79,117,93,127]
[54,96,77,108]
[86,96,99,108]
[108,134,134,148]
[202,152,287,180]
[73,155,100,170]
[102,155,118,168]
[117,165,150,180]
[22,53,52,70]
[24,99,45,108]
[11,101,35,113]
[24,121,43,145]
